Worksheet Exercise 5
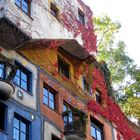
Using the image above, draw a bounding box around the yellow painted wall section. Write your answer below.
[19,47,57,74]
[19,46,92,99]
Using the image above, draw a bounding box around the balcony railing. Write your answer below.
[62,109,87,140]
[0,57,17,100]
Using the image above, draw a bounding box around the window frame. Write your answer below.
[13,113,30,140]
[15,0,31,16]
[82,75,91,93]
[50,2,59,20]
[13,61,32,93]
[95,90,102,104]
[43,84,56,110]
[63,103,74,126]
[90,117,103,140]
[58,57,70,79]
[78,8,85,25]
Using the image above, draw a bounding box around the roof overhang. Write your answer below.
[18,39,91,60]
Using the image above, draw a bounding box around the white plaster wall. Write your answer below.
[0,47,38,110]
[44,121,66,140]
[0,0,83,45]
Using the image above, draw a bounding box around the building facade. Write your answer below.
[0,0,140,140]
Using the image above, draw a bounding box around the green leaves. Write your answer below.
[94,15,140,122]
[94,15,121,49]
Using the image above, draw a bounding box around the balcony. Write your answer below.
[0,57,17,100]
[63,109,87,140]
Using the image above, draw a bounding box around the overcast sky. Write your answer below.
[83,0,140,66]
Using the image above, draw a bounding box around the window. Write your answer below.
[0,63,5,79]
[63,104,73,127]
[13,114,30,140]
[14,62,32,93]
[82,76,90,92]
[91,117,103,140]
[95,90,101,104]
[15,0,31,15]
[0,103,6,132]
[58,57,70,79]
[50,3,59,20]
[78,9,85,25]
[43,84,56,110]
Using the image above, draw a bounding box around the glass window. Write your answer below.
[0,63,4,79]
[15,0,31,15]
[82,76,91,93]
[91,117,103,140]
[43,85,55,110]
[13,114,30,140]
[95,90,101,104]
[63,104,73,126]
[13,62,32,93]
[50,3,59,19]
[78,9,85,25]
[58,57,70,79]
[91,126,96,138]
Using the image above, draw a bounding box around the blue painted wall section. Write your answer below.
[0,100,41,140]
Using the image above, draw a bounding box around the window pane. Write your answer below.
[69,112,73,123]
[0,68,4,78]
[15,0,20,7]
[63,105,67,112]
[58,59,69,78]
[21,72,27,82]
[0,64,4,68]
[64,116,67,123]
[97,130,102,140]
[49,92,54,101]
[21,81,27,90]
[79,13,85,24]
[91,126,96,138]
[14,62,31,92]
[43,96,48,105]
[22,5,28,13]
[43,88,49,97]
[0,64,4,78]
[21,122,26,133]
[14,118,19,129]
[51,10,57,17]
[13,115,29,140]
[16,69,20,77]
[20,132,26,140]
[22,0,28,8]
[14,76,20,85]
[13,128,19,140]
[49,100,54,109]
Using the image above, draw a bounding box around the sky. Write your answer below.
[83,0,140,66]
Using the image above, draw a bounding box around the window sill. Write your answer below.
[43,103,60,115]
[13,83,33,96]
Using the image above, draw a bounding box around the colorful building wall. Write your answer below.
[0,0,140,140]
